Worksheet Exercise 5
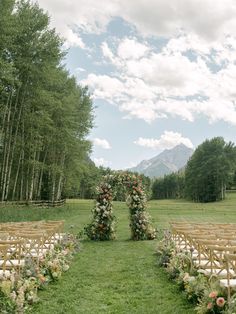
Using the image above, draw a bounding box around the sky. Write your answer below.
[36,0,236,169]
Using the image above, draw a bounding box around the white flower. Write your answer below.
[26,270,32,276]
[188,276,196,282]
[63,264,69,271]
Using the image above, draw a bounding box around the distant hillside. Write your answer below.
[129,144,194,178]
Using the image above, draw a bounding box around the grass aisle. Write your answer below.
[30,202,194,314]
[32,240,194,314]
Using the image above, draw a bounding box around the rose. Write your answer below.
[216,297,225,307]
[209,291,218,298]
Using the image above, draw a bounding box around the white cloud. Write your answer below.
[120,0,236,40]
[85,34,236,125]
[36,0,118,47]
[37,0,236,43]
[82,74,125,104]
[36,0,236,126]
[101,42,115,62]
[93,157,110,167]
[93,138,111,149]
[117,38,150,60]
[62,29,85,49]
[134,131,194,150]
[74,67,86,75]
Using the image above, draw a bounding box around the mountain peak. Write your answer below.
[130,144,194,178]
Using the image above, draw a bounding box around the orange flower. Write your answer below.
[209,291,218,298]
[216,297,225,307]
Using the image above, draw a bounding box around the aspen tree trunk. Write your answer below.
[1,88,21,200]
[25,153,31,201]
[5,102,23,200]
[0,92,12,177]
[0,92,12,189]
[56,152,65,201]
[33,150,40,200]
[28,149,37,201]
[37,150,47,199]
[0,92,11,178]
[20,123,25,201]
[0,92,11,136]
[56,174,63,201]
[51,172,56,202]
[12,150,22,200]
[5,85,26,200]
[1,91,13,201]
[221,183,226,200]
[2,124,13,200]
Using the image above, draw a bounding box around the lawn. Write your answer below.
[1,193,236,314]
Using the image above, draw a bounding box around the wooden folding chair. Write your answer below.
[221,253,236,301]
[0,240,24,275]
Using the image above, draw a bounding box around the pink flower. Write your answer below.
[207,302,213,310]
[209,291,218,298]
[216,297,225,307]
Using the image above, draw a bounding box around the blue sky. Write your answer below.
[37,0,236,169]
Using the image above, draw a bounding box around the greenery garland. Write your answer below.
[85,172,156,240]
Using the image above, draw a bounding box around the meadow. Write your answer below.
[1,193,236,314]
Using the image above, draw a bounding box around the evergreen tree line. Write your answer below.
[0,0,93,202]
[151,137,236,202]
[151,172,185,200]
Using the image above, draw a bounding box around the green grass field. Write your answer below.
[1,193,236,314]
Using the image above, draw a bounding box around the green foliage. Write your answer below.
[224,294,236,314]
[156,230,176,267]
[185,137,236,202]
[0,288,16,314]
[152,172,185,199]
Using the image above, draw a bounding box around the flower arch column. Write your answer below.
[85,172,156,241]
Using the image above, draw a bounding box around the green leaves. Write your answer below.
[185,137,236,202]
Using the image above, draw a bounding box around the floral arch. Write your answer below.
[85,172,156,241]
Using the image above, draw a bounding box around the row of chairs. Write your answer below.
[170,222,236,301]
[0,220,65,278]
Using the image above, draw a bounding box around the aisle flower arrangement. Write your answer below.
[156,231,235,314]
[84,179,116,240]
[0,233,80,313]
[85,172,156,241]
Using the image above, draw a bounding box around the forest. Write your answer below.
[152,137,236,202]
[0,0,94,202]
